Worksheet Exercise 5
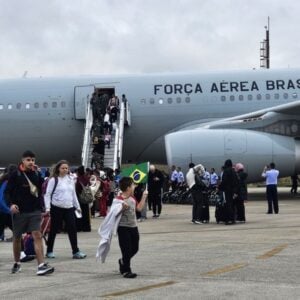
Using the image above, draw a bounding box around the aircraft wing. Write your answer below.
[165,100,300,182]
[199,100,300,136]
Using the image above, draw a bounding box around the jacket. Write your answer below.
[148,170,164,193]
[96,199,123,263]
[0,181,10,214]
[4,165,43,213]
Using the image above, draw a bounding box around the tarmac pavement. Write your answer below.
[0,188,299,299]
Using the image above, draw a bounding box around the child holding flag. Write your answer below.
[117,177,148,278]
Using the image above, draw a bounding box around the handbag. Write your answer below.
[23,172,38,198]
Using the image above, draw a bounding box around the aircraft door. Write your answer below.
[74,85,95,119]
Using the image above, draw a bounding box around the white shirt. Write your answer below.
[104,113,110,123]
[210,172,219,185]
[177,171,185,183]
[44,175,80,211]
[262,169,279,185]
[171,170,178,182]
[186,168,195,189]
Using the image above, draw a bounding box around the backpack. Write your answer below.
[78,183,94,204]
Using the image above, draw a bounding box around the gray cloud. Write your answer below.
[0,0,299,78]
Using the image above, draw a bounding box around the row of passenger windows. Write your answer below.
[140,97,191,104]
[0,101,66,110]
[140,92,298,104]
[221,92,298,102]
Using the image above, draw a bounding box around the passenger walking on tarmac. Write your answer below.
[262,163,280,214]
[44,160,86,259]
[148,165,164,218]
[290,173,299,195]
[75,166,91,232]
[218,159,239,225]
[5,150,54,275]
[235,163,247,222]
[186,163,207,224]
[117,177,148,278]
[170,165,178,192]
[0,165,17,242]
[99,171,110,217]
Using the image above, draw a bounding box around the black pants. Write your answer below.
[0,213,12,237]
[191,188,203,221]
[266,185,279,213]
[235,197,246,221]
[117,226,139,273]
[224,191,235,222]
[149,191,162,215]
[47,205,79,254]
[76,202,91,232]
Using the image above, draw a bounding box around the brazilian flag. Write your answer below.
[121,162,149,184]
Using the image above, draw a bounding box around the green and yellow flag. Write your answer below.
[120,162,149,184]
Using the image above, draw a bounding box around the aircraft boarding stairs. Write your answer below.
[81,101,130,171]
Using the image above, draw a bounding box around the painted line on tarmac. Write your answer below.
[256,244,288,259]
[100,280,177,298]
[201,263,248,277]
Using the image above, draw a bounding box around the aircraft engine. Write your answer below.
[165,129,300,182]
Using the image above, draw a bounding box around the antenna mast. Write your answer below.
[260,17,270,69]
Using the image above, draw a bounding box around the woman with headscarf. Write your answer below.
[235,163,247,222]
[218,159,239,225]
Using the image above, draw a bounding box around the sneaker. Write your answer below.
[152,215,157,218]
[36,263,54,276]
[72,251,87,259]
[194,220,202,224]
[11,263,21,274]
[156,214,160,218]
[46,252,56,259]
[123,271,137,278]
[20,255,35,263]
[118,259,125,274]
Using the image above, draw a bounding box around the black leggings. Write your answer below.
[117,226,139,273]
[0,213,12,236]
[47,205,79,254]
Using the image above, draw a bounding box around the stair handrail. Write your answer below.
[81,100,93,167]
[113,102,125,170]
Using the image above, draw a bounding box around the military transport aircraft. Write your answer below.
[0,68,299,181]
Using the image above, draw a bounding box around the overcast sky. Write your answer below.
[0,0,299,79]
